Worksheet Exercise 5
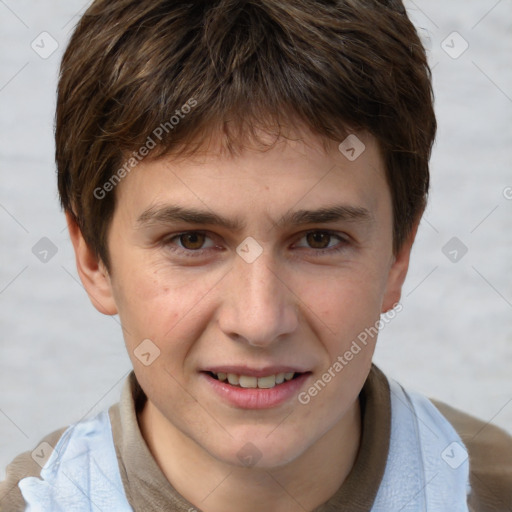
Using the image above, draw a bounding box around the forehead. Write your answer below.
[114,131,389,224]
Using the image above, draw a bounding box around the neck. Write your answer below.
[139,399,362,512]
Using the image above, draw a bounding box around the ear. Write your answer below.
[381,220,420,313]
[66,212,118,315]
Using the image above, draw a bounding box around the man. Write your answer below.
[2,1,511,510]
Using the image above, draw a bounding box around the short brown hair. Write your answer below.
[56,0,436,270]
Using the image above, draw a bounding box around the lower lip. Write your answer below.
[201,372,311,410]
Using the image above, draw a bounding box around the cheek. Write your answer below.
[111,259,226,358]
[295,266,386,347]
[113,270,215,403]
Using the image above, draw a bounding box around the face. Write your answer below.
[73,130,411,469]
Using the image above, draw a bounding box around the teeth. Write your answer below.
[257,375,276,389]
[239,375,258,388]
[214,372,296,389]
[227,373,239,385]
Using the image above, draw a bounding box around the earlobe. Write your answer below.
[381,221,420,313]
[66,212,118,316]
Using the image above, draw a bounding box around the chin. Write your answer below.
[209,431,308,470]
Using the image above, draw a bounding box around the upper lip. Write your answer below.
[203,366,310,377]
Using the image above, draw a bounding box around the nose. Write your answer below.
[217,254,299,348]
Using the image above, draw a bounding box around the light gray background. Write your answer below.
[1,0,511,478]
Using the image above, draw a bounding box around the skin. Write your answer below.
[68,128,417,512]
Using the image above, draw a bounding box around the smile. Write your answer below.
[201,368,311,409]
[208,371,299,389]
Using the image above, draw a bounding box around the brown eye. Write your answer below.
[306,231,332,249]
[179,232,206,250]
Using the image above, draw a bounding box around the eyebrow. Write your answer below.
[136,205,243,230]
[277,205,373,228]
[136,204,373,230]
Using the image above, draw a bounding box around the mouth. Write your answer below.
[200,365,312,409]
[205,371,304,390]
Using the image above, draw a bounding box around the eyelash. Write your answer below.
[162,230,350,258]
